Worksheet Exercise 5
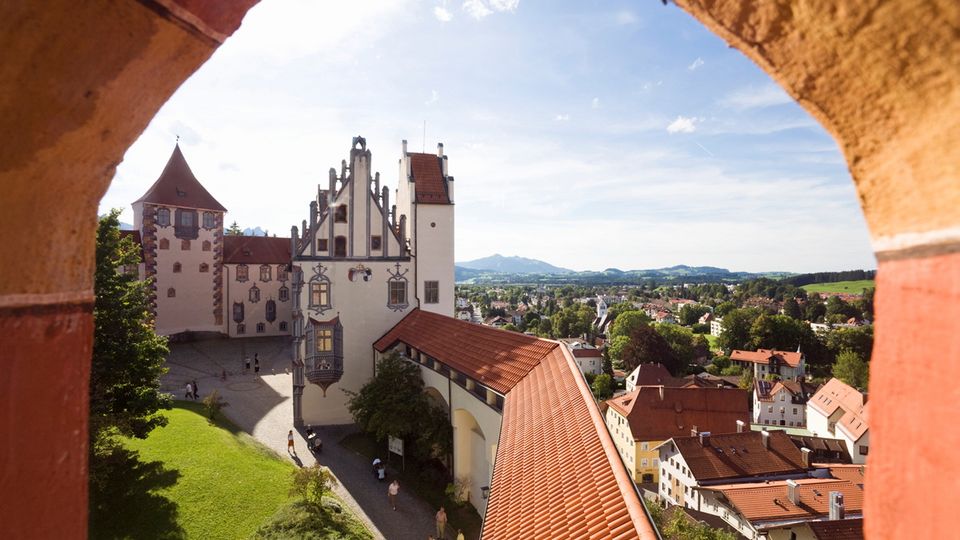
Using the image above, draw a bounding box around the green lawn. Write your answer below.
[90,401,370,539]
[801,279,875,294]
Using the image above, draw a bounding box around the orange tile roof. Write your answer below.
[373,308,557,394]
[836,402,869,442]
[808,378,865,418]
[730,349,802,368]
[706,478,863,522]
[572,348,603,358]
[807,517,864,539]
[483,346,657,539]
[223,236,291,264]
[672,431,808,482]
[606,386,749,442]
[823,464,866,485]
[134,144,227,212]
[408,152,450,204]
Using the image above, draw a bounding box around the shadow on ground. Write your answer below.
[89,445,184,540]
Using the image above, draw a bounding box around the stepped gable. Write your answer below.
[134,144,227,211]
[408,152,450,204]
[223,236,290,264]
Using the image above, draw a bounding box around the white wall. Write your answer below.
[754,388,806,427]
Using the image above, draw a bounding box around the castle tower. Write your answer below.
[133,144,226,336]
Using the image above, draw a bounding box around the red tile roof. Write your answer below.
[483,346,657,539]
[628,363,685,387]
[572,348,603,358]
[824,464,866,485]
[808,378,868,441]
[606,386,749,441]
[408,152,450,204]
[223,236,291,264]
[730,349,802,368]
[672,430,808,482]
[374,308,556,394]
[807,517,864,539]
[705,478,863,522]
[134,144,227,212]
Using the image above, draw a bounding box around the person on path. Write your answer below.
[184,382,193,399]
[436,506,448,539]
[456,530,464,540]
[192,379,199,400]
[254,354,260,375]
[287,429,295,454]
[372,457,381,477]
[388,479,400,510]
[245,355,251,374]
[377,463,385,481]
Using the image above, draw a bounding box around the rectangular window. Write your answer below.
[389,280,407,306]
[203,212,216,229]
[318,238,328,251]
[156,208,171,227]
[256,323,265,333]
[316,328,333,352]
[641,442,649,451]
[279,321,288,332]
[860,445,869,455]
[279,287,290,302]
[641,458,648,467]
[424,281,439,304]
[260,265,271,282]
[236,265,248,282]
[310,282,329,307]
[237,323,245,335]
[371,235,382,250]
[334,205,347,223]
[180,211,194,227]
[334,236,347,257]
[277,265,288,281]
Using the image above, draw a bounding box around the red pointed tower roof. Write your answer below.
[134,144,227,212]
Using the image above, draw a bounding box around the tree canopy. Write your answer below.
[832,349,869,390]
[621,324,681,375]
[609,310,651,340]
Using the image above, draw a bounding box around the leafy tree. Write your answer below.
[502,323,520,332]
[290,464,338,505]
[609,311,651,340]
[537,318,553,337]
[833,349,869,390]
[691,334,711,361]
[551,304,594,338]
[825,326,874,362]
[655,323,697,367]
[91,210,170,453]
[607,335,630,362]
[711,355,731,370]
[748,314,804,351]
[717,308,761,351]
[782,298,802,320]
[677,304,710,326]
[202,390,229,420]
[226,221,242,235]
[738,366,754,390]
[714,301,737,318]
[591,374,614,400]
[345,353,452,461]
[621,325,680,375]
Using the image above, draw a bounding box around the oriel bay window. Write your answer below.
[305,317,343,396]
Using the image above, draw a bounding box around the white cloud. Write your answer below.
[434,6,453,22]
[666,115,698,133]
[463,0,493,19]
[615,11,638,25]
[720,83,793,110]
[688,57,704,71]
[591,97,601,109]
[489,0,519,11]
[554,114,570,121]
[426,90,440,105]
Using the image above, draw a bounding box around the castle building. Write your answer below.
[290,136,455,426]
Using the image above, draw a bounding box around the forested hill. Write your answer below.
[783,270,876,287]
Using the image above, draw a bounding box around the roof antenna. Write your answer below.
[422,120,426,153]
[176,134,180,144]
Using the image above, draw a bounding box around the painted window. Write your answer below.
[317,238,328,252]
[167,287,176,297]
[371,235,382,250]
[249,284,260,303]
[173,262,182,273]
[277,265,288,281]
[279,286,290,302]
[232,302,244,323]
[260,264,271,282]
[334,205,347,223]
[199,263,209,273]
[334,236,347,257]
[202,240,211,251]
[159,238,169,250]
[174,209,199,239]
[156,207,171,226]
[265,300,276,322]
[236,264,248,282]
[315,327,333,352]
[424,281,439,304]
[310,282,330,309]
[388,280,408,308]
[256,323,265,333]
[279,321,288,332]
[181,239,190,250]
[237,323,245,335]
[203,212,216,229]
[180,210,194,227]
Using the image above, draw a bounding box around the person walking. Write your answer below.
[436,506,448,539]
[287,429,295,454]
[456,530,464,540]
[192,379,199,400]
[244,355,251,374]
[184,382,193,399]
[387,479,400,510]
[377,463,385,481]
[254,354,260,375]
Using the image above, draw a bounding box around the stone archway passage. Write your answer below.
[674,1,960,538]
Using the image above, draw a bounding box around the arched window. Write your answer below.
[260,264,271,282]
[277,264,288,281]
[279,286,290,302]
[265,300,276,322]
[199,263,209,273]
[334,205,347,223]
[236,323,245,335]
[249,284,260,303]
[156,207,170,227]
[202,240,211,251]
[334,236,347,257]
[173,262,181,273]
[167,287,176,298]
[232,302,244,323]
[236,264,248,282]
[159,238,169,250]
[203,212,216,229]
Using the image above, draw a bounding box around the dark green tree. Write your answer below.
[609,311,651,340]
[655,323,697,367]
[717,308,761,351]
[91,210,171,451]
[591,373,614,400]
[782,298,802,320]
[677,304,710,326]
[226,221,242,235]
[825,326,874,362]
[832,349,869,390]
[621,324,681,375]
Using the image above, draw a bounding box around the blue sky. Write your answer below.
[100,0,876,273]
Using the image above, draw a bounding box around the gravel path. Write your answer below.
[163,337,446,540]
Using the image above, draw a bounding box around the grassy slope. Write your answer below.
[800,279,875,294]
[119,401,294,538]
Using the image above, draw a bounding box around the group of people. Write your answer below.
[183,379,200,400]
[244,353,261,375]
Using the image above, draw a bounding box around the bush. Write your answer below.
[290,464,338,505]
[253,499,372,540]
[202,390,228,420]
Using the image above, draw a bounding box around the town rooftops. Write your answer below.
[669,430,808,482]
[791,436,852,463]
[808,378,865,418]
[375,309,657,539]
[807,518,864,540]
[704,477,863,523]
[134,144,227,212]
[822,464,866,486]
[755,379,815,402]
[626,363,683,387]
[730,349,803,368]
[223,236,291,264]
[572,348,602,358]
[407,152,451,204]
[606,386,749,442]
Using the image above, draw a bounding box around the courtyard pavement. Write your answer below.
[163,336,450,540]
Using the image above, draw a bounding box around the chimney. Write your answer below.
[437,142,444,157]
[402,139,408,156]
[736,419,746,433]
[309,201,318,256]
[318,190,328,215]
[659,386,665,401]
[829,491,845,520]
[786,479,800,505]
[699,432,711,447]
[761,430,770,449]
[290,226,298,257]
[801,447,812,468]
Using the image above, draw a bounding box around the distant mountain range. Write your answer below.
[242,226,268,237]
[454,256,793,285]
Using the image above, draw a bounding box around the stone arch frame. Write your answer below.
[3,2,958,537]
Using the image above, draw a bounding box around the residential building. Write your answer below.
[753,379,817,427]
[699,311,715,325]
[605,386,749,484]
[730,349,805,380]
[625,363,685,392]
[710,317,724,337]
[571,347,603,375]
[807,379,869,464]
[805,518,864,540]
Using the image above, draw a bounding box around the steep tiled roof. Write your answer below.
[706,478,863,522]
[837,402,869,442]
[408,152,450,204]
[627,363,681,387]
[673,430,808,482]
[373,309,556,394]
[223,236,291,264]
[606,386,749,442]
[730,349,802,368]
[572,348,602,358]
[809,378,865,418]
[792,436,852,463]
[483,346,657,539]
[807,517,864,539]
[134,144,227,212]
